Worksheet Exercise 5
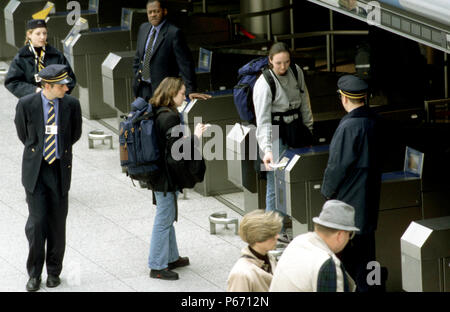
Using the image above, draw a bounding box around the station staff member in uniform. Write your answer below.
[14,64,82,292]
[5,18,76,98]
[321,75,382,292]
[133,0,209,101]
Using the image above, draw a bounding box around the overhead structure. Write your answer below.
[307,0,450,53]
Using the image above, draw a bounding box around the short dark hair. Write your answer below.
[268,42,291,60]
[146,0,168,10]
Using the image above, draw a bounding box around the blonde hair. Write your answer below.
[150,77,184,111]
[24,28,48,46]
[239,210,282,245]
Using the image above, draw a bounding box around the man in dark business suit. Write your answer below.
[133,0,209,101]
[14,64,82,292]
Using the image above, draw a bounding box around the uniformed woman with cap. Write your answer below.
[4,18,76,98]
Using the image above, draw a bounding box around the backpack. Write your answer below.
[165,132,206,190]
[119,97,169,188]
[233,56,302,123]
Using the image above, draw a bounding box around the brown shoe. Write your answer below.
[168,256,190,270]
[150,268,179,280]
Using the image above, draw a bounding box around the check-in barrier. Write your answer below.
[274,145,330,235]
[182,90,241,196]
[63,8,146,119]
[4,0,67,49]
[401,216,450,292]
[226,123,266,214]
[0,0,17,59]
[46,1,98,52]
[101,51,135,115]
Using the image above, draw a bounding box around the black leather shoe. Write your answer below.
[26,277,41,292]
[150,268,179,280]
[168,256,190,270]
[46,275,61,288]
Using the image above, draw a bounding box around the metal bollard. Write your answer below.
[88,130,113,149]
[209,211,239,235]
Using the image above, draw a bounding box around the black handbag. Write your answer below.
[273,109,313,148]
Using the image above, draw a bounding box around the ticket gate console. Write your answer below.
[401,216,450,292]
[273,145,330,235]
[101,51,135,115]
[4,0,67,49]
[226,123,266,214]
[63,8,146,119]
[45,1,99,52]
[182,90,241,196]
[0,0,18,59]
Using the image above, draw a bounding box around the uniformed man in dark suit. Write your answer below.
[321,75,382,292]
[14,64,82,292]
[133,0,210,101]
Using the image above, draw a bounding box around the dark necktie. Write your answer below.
[142,28,156,81]
[44,100,56,164]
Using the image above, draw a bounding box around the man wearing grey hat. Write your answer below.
[14,64,82,291]
[270,200,357,292]
[321,75,382,292]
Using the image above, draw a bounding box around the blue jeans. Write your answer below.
[265,139,288,231]
[148,192,180,270]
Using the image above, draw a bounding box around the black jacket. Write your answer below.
[132,21,196,97]
[5,44,76,98]
[14,92,82,195]
[321,106,382,234]
[152,107,200,192]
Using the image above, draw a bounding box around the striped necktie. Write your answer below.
[141,28,156,81]
[37,49,45,72]
[44,100,56,164]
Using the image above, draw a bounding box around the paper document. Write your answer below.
[269,162,288,169]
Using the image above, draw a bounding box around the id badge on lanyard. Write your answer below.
[45,125,58,135]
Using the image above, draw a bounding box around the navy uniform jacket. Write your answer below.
[14,92,82,195]
[132,21,196,96]
[5,44,76,98]
[321,106,382,234]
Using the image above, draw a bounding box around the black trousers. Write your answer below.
[339,232,376,292]
[136,81,153,102]
[25,159,68,278]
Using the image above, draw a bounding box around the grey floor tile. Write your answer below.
[96,257,150,280]
[45,279,135,292]
[0,258,23,278]
[121,269,222,292]
[0,273,45,292]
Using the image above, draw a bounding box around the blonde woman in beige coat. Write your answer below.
[227,210,282,292]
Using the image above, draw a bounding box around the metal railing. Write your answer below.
[274,30,369,71]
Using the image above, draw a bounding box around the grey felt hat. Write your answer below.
[312,200,360,232]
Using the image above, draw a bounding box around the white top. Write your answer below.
[269,232,356,292]
[253,64,313,153]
